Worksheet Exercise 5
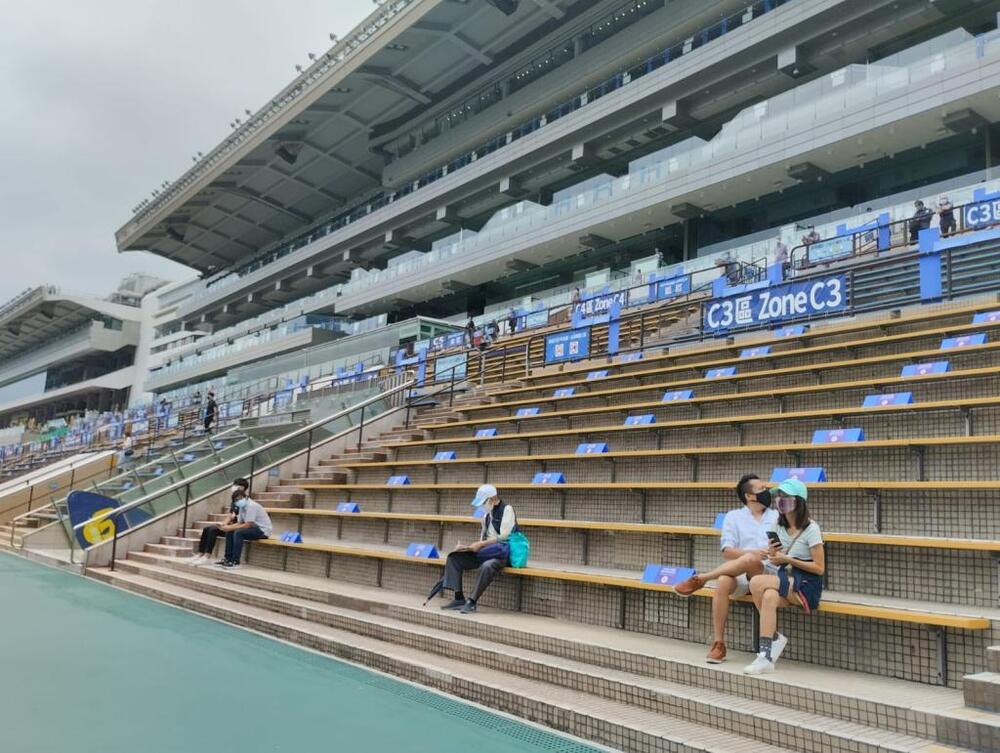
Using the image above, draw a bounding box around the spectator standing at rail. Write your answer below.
[936,196,956,237]
[464,317,476,349]
[909,200,933,243]
[673,474,779,663]
[203,391,218,434]
[801,227,820,247]
[507,308,518,338]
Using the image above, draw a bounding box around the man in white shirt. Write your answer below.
[217,487,272,568]
[674,474,778,663]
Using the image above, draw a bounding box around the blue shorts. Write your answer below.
[778,566,823,614]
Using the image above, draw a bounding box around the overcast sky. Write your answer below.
[0,0,376,303]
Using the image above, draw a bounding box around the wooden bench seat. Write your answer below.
[337,435,1000,470]
[301,479,1000,492]
[264,507,1000,552]
[496,334,1000,403]
[386,396,1000,450]
[451,364,1000,418]
[521,300,1000,387]
[255,537,992,630]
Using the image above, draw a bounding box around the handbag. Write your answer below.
[508,531,530,568]
[780,524,823,614]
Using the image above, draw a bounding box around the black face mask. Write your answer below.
[753,489,772,508]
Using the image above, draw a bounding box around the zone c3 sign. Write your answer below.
[704,275,847,333]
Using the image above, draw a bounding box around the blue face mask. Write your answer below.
[235,499,248,509]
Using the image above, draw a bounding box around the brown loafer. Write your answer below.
[673,574,706,597]
[706,641,727,664]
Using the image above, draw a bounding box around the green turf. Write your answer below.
[0,553,604,753]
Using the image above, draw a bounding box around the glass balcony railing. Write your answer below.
[332,28,1000,300]
[180,0,793,309]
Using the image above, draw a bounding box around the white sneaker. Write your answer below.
[771,633,788,663]
[192,554,209,566]
[743,652,775,675]
[185,554,201,565]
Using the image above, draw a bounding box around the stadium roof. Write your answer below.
[0,286,141,361]
[115,0,574,274]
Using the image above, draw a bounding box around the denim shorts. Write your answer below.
[778,566,823,614]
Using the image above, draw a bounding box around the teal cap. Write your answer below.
[774,478,808,500]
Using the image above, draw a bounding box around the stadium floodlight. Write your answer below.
[329,33,338,43]
[244,109,252,116]
[485,0,518,14]
[295,64,304,73]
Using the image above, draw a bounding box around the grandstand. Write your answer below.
[7,0,1000,750]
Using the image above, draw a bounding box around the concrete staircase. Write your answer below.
[94,554,997,753]
[93,393,1000,752]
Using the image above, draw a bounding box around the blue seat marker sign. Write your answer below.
[901,361,949,377]
[406,543,440,559]
[516,407,540,417]
[576,442,609,454]
[278,531,303,543]
[662,390,694,402]
[619,352,643,363]
[706,367,736,379]
[811,428,865,444]
[532,472,566,484]
[774,325,806,338]
[387,475,411,486]
[940,333,986,349]
[624,414,656,425]
[740,346,771,358]
[712,512,726,529]
[972,310,1000,324]
[475,428,497,438]
[641,564,697,587]
[770,467,827,482]
[336,502,361,513]
[586,370,609,380]
[472,507,488,519]
[863,392,913,407]
[434,451,457,461]
[554,387,576,397]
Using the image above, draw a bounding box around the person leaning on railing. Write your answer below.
[909,200,933,243]
[936,196,955,237]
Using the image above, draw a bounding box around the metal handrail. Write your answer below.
[515,275,715,377]
[788,197,1000,271]
[72,376,414,539]
[74,361,472,570]
[74,371,460,570]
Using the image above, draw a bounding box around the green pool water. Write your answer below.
[0,553,605,753]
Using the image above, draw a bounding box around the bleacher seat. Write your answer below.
[95,299,1000,752]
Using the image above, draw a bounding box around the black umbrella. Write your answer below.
[422,577,445,606]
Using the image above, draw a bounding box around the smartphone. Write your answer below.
[766,531,782,548]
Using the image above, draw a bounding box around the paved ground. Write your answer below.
[0,552,606,753]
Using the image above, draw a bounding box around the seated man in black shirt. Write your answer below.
[188,478,249,565]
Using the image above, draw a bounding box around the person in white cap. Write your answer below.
[438,484,519,615]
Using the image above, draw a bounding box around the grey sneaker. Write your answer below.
[440,598,466,610]
[459,600,478,615]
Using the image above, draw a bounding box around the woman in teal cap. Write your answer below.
[744,477,825,675]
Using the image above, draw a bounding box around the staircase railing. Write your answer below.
[72,365,466,572]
